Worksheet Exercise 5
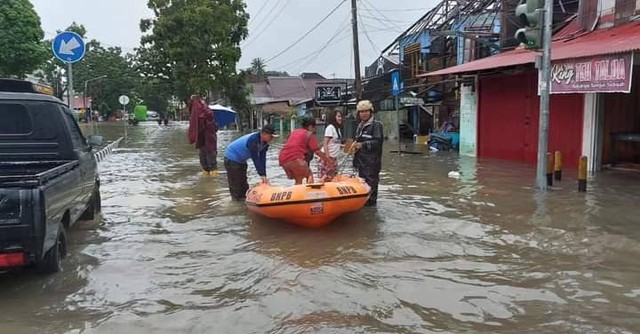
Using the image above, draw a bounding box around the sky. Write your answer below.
[30,0,439,79]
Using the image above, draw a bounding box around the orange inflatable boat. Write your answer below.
[245,174,371,228]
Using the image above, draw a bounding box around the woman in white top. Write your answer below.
[319,109,343,181]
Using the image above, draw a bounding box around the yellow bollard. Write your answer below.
[554,151,562,181]
[578,156,588,192]
[546,152,553,187]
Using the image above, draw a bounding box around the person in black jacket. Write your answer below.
[352,100,384,206]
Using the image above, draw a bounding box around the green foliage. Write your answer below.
[250,58,266,80]
[72,44,138,117]
[221,69,252,121]
[134,76,172,115]
[0,0,49,78]
[266,70,289,77]
[139,0,249,102]
[64,22,87,37]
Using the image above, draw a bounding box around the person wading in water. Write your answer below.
[352,100,384,206]
[188,95,218,177]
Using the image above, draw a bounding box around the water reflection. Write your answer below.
[247,210,381,269]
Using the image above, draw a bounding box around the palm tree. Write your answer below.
[250,58,266,82]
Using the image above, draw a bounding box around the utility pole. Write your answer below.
[535,0,554,190]
[350,0,362,100]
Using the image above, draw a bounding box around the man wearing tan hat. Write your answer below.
[352,100,384,206]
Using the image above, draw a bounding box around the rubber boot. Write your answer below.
[209,170,218,177]
[202,170,210,177]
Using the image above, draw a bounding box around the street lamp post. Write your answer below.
[83,75,107,133]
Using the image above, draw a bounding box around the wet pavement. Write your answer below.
[1,121,640,334]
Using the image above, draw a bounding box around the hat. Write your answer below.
[356,100,374,112]
[261,124,279,137]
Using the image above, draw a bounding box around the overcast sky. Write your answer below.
[31,0,438,79]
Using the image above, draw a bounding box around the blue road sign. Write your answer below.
[52,31,86,63]
[391,70,402,96]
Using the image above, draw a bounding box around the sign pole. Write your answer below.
[396,96,400,155]
[67,63,74,110]
[535,0,554,190]
[118,95,130,142]
[391,70,402,155]
[123,104,127,140]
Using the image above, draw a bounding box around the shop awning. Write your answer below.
[420,21,640,77]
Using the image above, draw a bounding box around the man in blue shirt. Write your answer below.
[224,124,278,201]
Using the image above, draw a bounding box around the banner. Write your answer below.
[315,85,342,105]
[551,52,633,94]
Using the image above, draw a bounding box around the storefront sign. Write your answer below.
[551,52,633,94]
[315,85,342,105]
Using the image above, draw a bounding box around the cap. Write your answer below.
[261,124,279,137]
[356,100,374,112]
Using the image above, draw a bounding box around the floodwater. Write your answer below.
[1,121,640,334]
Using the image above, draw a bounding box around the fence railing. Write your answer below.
[94,137,123,163]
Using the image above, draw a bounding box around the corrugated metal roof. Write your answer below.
[268,77,312,100]
[422,21,640,77]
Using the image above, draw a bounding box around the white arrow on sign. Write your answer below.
[392,78,400,92]
[59,37,81,55]
[119,95,130,105]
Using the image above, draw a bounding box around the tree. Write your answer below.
[221,69,252,122]
[265,70,290,77]
[72,44,138,118]
[250,58,266,81]
[139,0,249,103]
[135,77,172,116]
[0,0,49,78]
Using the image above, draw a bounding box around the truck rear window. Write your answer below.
[0,104,33,135]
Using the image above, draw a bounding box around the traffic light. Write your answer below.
[514,0,544,49]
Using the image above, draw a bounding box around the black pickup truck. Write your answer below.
[0,79,102,274]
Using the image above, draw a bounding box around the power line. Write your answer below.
[264,0,347,64]
[362,7,432,12]
[247,0,272,25]
[358,13,380,54]
[289,14,351,73]
[243,0,292,47]
[360,0,406,32]
[242,0,285,45]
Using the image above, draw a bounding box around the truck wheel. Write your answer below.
[94,189,102,213]
[80,189,101,220]
[37,227,67,274]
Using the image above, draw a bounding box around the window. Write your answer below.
[0,103,33,135]
[62,110,86,149]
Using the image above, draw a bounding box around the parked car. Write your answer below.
[0,79,102,274]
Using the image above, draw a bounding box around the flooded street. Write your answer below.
[1,122,640,334]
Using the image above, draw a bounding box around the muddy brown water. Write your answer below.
[1,122,639,334]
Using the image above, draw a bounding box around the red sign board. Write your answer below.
[550,52,634,94]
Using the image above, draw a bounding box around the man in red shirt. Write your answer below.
[279,115,335,184]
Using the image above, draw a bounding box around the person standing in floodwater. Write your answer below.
[187,95,218,177]
[279,115,335,185]
[318,109,343,181]
[224,124,278,201]
[352,100,384,207]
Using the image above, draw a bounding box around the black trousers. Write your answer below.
[199,148,217,172]
[357,164,380,206]
[224,158,248,201]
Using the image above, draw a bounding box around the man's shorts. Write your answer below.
[282,158,311,183]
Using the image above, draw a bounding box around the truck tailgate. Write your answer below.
[0,189,33,250]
